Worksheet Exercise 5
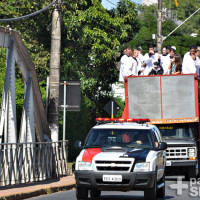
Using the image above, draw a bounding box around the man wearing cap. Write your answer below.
[119,46,134,81]
[148,61,164,75]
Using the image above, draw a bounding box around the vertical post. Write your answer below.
[157,0,162,54]
[63,81,66,141]
[46,76,49,116]
[47,1,62,141]
[111,101,114,119]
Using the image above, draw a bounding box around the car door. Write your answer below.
[153,128,165,180]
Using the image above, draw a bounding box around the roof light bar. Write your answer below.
[96,118,150,123]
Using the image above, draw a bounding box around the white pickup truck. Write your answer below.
[74,119,167,200]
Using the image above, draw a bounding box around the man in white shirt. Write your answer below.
[141,45,160,75]
[182,46,199,76]
[136,48,145,76]
[160,46,170,74]
[119,47,134,81]
[131,49,139,76]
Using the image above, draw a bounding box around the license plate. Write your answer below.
[166,161,171,166]
[103,175,122,182]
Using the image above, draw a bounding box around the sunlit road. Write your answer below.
[28,176,200,200]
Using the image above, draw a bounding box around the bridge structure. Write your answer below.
[0,26,68,186]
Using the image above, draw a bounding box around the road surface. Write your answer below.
[28,176,200,200]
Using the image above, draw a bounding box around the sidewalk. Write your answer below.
[0,176,76,200]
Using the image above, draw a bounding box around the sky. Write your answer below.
[101,0,142,10]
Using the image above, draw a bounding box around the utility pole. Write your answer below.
[157,0,162,54]
[47,1,62,141]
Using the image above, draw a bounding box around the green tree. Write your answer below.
[163,0,200,35]
[0,0,139,160]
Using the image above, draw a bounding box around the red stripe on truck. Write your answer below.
[82,148,102,163]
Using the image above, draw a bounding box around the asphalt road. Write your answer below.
[28,176,200,200]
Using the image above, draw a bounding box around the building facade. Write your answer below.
[142,0,157,6]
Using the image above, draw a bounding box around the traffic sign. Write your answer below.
[104,99,121,117]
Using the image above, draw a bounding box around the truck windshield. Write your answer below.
[157,124,194,139]
[85,128,153,149]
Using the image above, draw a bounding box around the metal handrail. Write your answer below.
[0,141,69,186]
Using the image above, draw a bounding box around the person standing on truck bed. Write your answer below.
[119,46,134,81]
[141,44,159,76]
[196,47,200,70]
[137,47,145,76]
[166,45,171,54]
[131,49,139,77]
[182,45,200,75]
[148,61,163,75]
[160,46,170,75]
[168,54,182,75]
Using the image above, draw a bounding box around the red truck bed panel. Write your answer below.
[123,74,199,121]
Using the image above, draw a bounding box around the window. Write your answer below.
[85,128,154,149]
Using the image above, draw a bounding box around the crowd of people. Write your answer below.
[119,44,200,82]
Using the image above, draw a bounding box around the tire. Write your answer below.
[90,188,101,198]
[76,187,88,200]
[144,178,157,200]
[157,174,165,199]
[185,166,196,181]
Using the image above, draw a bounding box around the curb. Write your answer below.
[0,184,76,200]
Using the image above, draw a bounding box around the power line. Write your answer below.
[105,0,142,8]
[105,0,118,7]
[0,0,56,22]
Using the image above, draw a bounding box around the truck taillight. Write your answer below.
[96,118,150,123]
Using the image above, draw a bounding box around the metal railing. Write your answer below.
[0,140,69,186]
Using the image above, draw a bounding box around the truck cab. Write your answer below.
[157,123,198,179]
[75,119,167,200]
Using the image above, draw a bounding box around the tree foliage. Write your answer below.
[163,0,200,34]
[0,0,138,160]
[128,2,200,56]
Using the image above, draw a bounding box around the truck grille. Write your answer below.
[94,160,133,172]
[166,147,187,159]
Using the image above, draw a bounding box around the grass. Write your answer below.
[67,162,75,171]
[46,188,53,195]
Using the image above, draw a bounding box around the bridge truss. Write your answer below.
[0,26,51,143]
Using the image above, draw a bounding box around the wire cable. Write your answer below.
[0,0,57,22]
[105,0,118,7]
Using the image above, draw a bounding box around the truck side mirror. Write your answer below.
[74,140,83,149]
[158,142,167,150]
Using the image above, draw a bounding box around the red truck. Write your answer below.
[122,74,200,179]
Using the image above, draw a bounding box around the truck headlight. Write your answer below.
[134,162,150,172]
[78,161,92,170]
[188,148,196,158]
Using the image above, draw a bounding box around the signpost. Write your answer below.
[104,99,121,118]
[59,81,81,140]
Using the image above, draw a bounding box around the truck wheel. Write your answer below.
[90,188,101,198]
[144,178,157,200]
[76,187,88,200]
[156,174,165,198]
[185,166,196,181]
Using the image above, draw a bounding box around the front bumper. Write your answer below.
[166,160,197,167]
[75,170,156,191]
